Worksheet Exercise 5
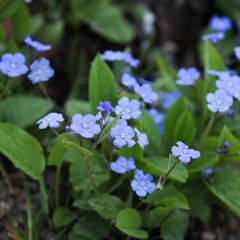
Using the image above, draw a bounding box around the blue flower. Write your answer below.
[24,36,51,52]
[102,50,140,68]
[27,58,54,83]
[146,109,165,134]
[206,69,228,77]
[176,67,200,86]
[110,157,136,174]
[97,101,114,113]
[37,112,64,129]
[202,167,214,177]
[115,97,141,120]
[121,73,138,88]
[110,119,135,148]
[216,72,240,100]
[171,141,200,164]
[224,141,231,148]
[202,32,224,44]
[162,91,181,109]
[0,53,28,77]
[70,114,101,138]
[134,84,158,104]
[206,90,233,113]
[208,15,232,31]
[131,170,155,197]
[234,47,240,61]
[134,128,149,149]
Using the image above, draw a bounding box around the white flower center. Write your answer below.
[82,123,88,129]
[37,69,43,75]
[125,108,130,113]
[227,82,232,87]
[120,133,125,138]
[216,100,222,105]
[11,63,16,69]
[140,181,145,186]
[183,149,188,154]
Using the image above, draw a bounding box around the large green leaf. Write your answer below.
[0,123,45,180]
[161,210,189,240]
[140,156,188,183]
[65,99,92,117]
[89,55,117,113]
[116,208,148,239]
[0,0,20,20]
[0,95,53,128]
[88,194,124,220]
[205,170,240,216]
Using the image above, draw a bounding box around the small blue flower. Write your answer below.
[206,69,228,77]
[0,53,28,77]
[102,50,140,68]
[202,32,225,44]
[234,47,240,61]
[134,84,158,104]
[28,58,54,83]
[176,67,200,86]
[97,101,114,113]
[146,109,165,134]
[208,15,232,32]
[110,119,135,148]
[202,167,214,177]
[171,141,200,164]
[110,157,136,174]
[115,97,141,120]
[121,73,138,88]
[37,112,64,129]
[216,73,240,100]
[70,114,101,138]
[206,90,233,113]
[131,170,155,197]
[224,141,231,148]
[24,36,51,52]
[162,91,181,109]
[134,128,149,149]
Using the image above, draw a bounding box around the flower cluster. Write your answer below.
[0,37,54,83]
[202,32,224,45]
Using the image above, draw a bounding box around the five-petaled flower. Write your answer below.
[134,128,149,149]
[121,73,138,88]
[206,89,233,113]
[176,67,200,86]
[110,157,136,174]
[131,170,155,197]
[24,36,51,52]
[115,97,141,120]
[97,101,114,113]
[134,84,158,104]
[110,119,135,148]
[171,141,200,164]
[0,53,28,77]
[70,114,101,138]
[208,15,232,32]
[28,58,54,83]
[37,112,64,129]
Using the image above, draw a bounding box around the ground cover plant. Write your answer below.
[1,0,240,239]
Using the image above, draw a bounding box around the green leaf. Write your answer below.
[39,178,49,214]
[137,110,162,153]
[0,123,45,180]
[161,210,189,240]
[163,97,185,149]
[173,110,194,146]
[72,213,111,240]
[89,55,117,113]
[0,0,20,20]
[188,151,219,173]
[116,208,148,239]
[145,185,190,210]
[65,99,92,117]
[0,95,53,128]
[69,155,110,191]
[217,126,240,162]
[205,170,240,216]
[140,156,188,183]
[53,207,74,228]
[88,194,124,220]
[61,138,93,158]
[12,2,31,41]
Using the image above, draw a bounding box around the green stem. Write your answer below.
[25,184,33,240]
[55,162,62,208]
[0,161,12,189]
[198,114,216,148]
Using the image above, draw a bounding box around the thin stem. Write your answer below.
[55,162,62,208]
[25,183,33,240]
[83,156,98,195]
[0,160,12,189]
[198,114,216,148]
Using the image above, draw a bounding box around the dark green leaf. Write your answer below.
[53,208,74,228]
